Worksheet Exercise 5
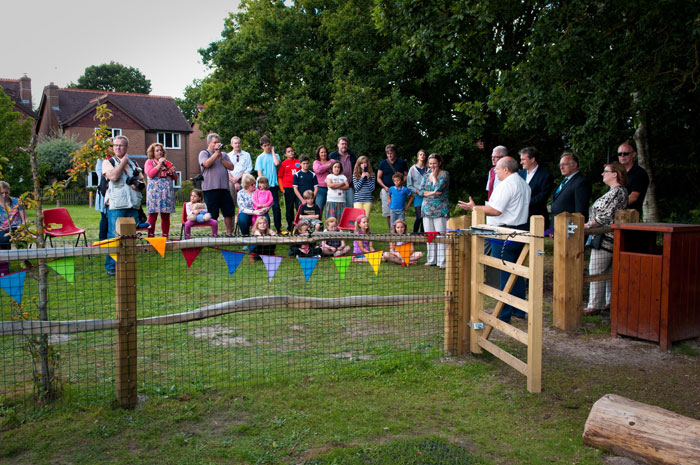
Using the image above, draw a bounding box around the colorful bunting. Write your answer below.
[181,247,202,268]
[425,232,439,244]
[0,271,26,304]
[220,250,244,276]
[297,257,319,282]
[145,237,167,257]
[93,238,119,261]
[366,251,383,275]
[331,256,352,279]
[395,243,412,266]
[261,255,283,282]
[47,257,75,283]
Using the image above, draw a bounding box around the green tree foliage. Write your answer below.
[36,134,82,184]
[68,61,152,94]
[175,79,204,122]
[0,89,33,193]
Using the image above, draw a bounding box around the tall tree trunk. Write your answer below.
[27,136,54,402]
[632,94,659,222]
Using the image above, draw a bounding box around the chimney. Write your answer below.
[46,82,59,110]
[19,74,31,106]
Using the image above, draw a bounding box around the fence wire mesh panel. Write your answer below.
[1,232,463,416]
[583,230,614,314]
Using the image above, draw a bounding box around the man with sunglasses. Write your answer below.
[227,136,253,201]
[617,140,648,215]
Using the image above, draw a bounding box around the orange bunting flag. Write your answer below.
[93,238,119,262]
[181,247,202,268]
[366,251,383,275]
[145,237,167,257]
[395,243,412,266]
[425,231,439,244]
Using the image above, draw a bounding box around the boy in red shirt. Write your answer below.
[278,145,300,233]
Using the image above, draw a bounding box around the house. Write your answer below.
[36,85,194,187]
[0,75,38,121]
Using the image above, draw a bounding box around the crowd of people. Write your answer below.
[0,132,649,320]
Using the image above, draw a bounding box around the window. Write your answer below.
[173,171,182,189]
[94,128,122,137]
[157,132,181,149]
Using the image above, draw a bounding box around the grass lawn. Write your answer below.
[2,204,699,464]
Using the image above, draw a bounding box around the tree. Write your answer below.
[36,134,82,184]
[69,61,152,94]
[0,89,33,193]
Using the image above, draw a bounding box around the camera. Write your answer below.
[190,173,204,183]
[126,167,146,191]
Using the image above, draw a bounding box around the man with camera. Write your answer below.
[199,133,235,236]
[101,135,145,276]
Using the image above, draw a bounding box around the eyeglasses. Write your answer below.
[602,170,613,174]
[618,152,632,156]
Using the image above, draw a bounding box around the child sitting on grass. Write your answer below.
[249,216,276,262]
[321,216,351,257]
[352,214,376,263]
[289,219,321,257]
[383,218,423,266]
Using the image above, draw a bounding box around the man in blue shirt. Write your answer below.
[377,144,408,228]
[254,135,282,233]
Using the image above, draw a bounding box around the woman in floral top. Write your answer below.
[419,153,449,268]
[0,181,27,250]
[583,161,628,315]
[237,173,268,235]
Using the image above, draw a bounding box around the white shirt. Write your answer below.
[487,172,531,227]
[326,174,347,203]
[228,150,253,179]
[525,164,539,184]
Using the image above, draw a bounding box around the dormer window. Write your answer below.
[157,132,181,150]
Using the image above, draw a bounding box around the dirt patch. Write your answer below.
[188,325,252,347]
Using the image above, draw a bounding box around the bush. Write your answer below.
[37,134,81,184]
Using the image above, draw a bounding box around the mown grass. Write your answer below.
[2,205,699,464]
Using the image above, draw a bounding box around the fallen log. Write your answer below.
[582,394,700,465]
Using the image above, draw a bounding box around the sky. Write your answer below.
[1,0,241,107]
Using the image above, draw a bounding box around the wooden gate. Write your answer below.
[468,211,545,393]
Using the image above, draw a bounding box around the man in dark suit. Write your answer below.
[551,152,591,228]
[518,147,553,230]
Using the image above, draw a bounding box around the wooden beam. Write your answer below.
[115,218,138,410]
[527,215,544,393]
[477,337,527,375]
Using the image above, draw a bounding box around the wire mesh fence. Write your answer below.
[1,231,463,416]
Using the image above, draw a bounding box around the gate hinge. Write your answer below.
[467,321,484,330]
[567,221,578,238]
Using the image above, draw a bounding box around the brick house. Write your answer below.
[36,85,194,187]
[0,75,38,121]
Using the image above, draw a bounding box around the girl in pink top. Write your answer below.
[252,176,273,224]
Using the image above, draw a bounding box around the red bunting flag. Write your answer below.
[181,247,202,268]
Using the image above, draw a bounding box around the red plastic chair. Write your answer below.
[338,207,365,231]
[43,208,87,247]
[179,204,216,239]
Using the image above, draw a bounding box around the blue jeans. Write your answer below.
[343,187,354,207]
[238,212,269,236]
[490,238,527,322]
[105,208,139,273]
[315,187,328,213]
[390,209,405,228]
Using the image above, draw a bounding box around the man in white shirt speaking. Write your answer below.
[459,156,530,323]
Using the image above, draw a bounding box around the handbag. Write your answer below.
[585,234,604,250]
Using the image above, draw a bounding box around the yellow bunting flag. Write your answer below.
[93,238,119,262]
[47,257,75,283]
[395,243,412,266]
[366,251,383,275]
[145,237,167,257]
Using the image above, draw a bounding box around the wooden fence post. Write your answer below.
[445,215,471,355]
[527,215,544,393]
[469,210,486,354]
[615,209,640,224]
[553,212,585,330]
[115,217,138,409]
